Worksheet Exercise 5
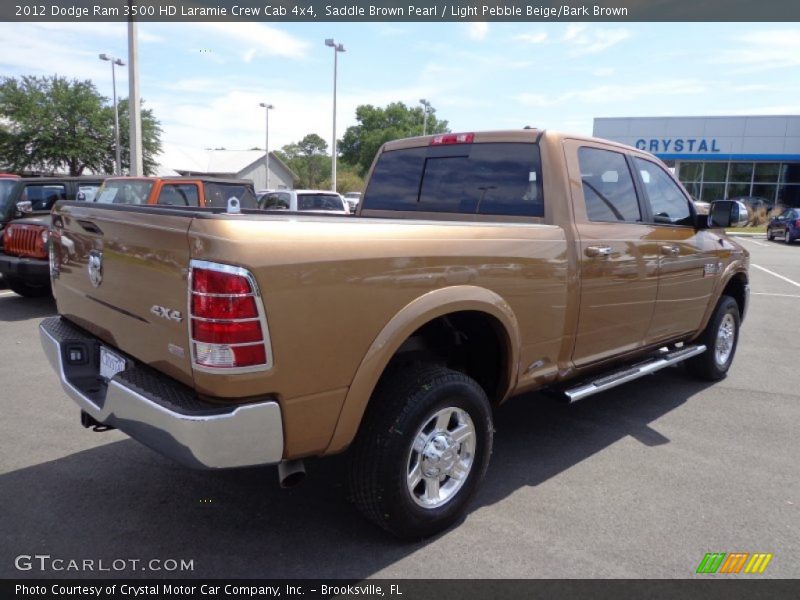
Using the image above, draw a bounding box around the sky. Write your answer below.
[1,21,799,160]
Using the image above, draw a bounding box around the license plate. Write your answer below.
[99,346,126,381]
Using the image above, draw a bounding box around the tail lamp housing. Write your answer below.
[188,260,273,372]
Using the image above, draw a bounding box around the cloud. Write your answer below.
[467,22,489,41]
[562,25,631,55]
[514,32,548,44]
[188,23,309,60]
[709,29,800,72]
[515,79,707,107]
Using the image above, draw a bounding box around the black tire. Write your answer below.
[686,295,740,381]
[348,364,493,540]
[785,230,793,245]
[6,277,50,298]
[766,228,774,241]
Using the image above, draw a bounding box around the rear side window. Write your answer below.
[363,143,543,217]
[261,192,290,210]
[634,158,693,226]
[157,183,200,207]
[578,147,641,222]
[297,193,346,211]
[204,183,257,209]
[23,184,67,210]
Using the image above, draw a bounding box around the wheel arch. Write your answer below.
[324,285,520,455]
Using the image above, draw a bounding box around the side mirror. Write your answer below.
[15,200,32,215]
[707,200,749,228]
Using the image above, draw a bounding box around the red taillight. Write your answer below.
[189,262,272,370]
[795,219,800,228]
[191,294,257,319]
[192,268,252,295]
[192,319,262,344]
[430,133,474,146]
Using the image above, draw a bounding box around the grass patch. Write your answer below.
[725,225,766,234]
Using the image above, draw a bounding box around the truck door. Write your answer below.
[631,157,719,342]
[565,141,659,367]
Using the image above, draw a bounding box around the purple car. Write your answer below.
[767,207,800,244]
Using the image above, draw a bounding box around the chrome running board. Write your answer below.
[563,344,707,403]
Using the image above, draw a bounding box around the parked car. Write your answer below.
[766,207,800,244]
[95,176,257,209]
[343,191,362,213]
[0,176,106,249]
[259,189,350,215]
[40,129,750,539]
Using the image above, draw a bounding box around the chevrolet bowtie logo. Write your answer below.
[696,552,773,574]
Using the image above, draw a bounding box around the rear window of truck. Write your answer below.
[362,142,544,217]
[204,183,257,209]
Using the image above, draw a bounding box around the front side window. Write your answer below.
[262,192,290,210]
[157,184,200,207]
[363,142,543,217]
[24,184,67,210]
[96,180,154,205]
[635,157,693,226]
[578,147,640,222]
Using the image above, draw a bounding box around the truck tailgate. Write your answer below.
[51,203,195,387]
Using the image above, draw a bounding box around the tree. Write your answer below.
[339,102,449,176]
[275,133,331,189]
[0,75,162,175]
[112,98,163,176]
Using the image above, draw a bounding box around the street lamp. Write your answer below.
[419,98,432,136]
[325,38,345,192]
[99,53,126,175]
[259,102,274,190]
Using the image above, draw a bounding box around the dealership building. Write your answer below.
[593,116,800,207]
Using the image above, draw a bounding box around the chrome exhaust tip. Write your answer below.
[277,459,306,488]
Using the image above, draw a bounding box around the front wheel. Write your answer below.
[686,295,740,381]
[766,228,774,241]
[785,230,793,244]
[348,364,493,540]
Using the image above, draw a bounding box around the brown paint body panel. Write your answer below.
[49,130,749,460]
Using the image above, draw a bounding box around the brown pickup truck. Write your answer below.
[39,130,750,539]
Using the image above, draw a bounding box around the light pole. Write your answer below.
[259,102,274,190]
[419,98,432,136]
[99,53,126,175]
[325,38,345,192]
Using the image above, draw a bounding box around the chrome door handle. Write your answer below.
[585,245,613,258]
[661,245,680,256]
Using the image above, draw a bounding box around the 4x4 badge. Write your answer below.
[87,251,103,287]
[151,305,183,322]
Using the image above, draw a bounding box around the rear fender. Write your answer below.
[323,285,520,454]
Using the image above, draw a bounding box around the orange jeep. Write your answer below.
[95,176,258,209]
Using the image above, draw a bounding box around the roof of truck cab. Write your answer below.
[103,176,253,185]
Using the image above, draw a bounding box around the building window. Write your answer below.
[677,160,800,207]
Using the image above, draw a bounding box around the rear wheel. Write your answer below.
[5,277,50,298]
[348,364,493,540]
[686,295,740,381]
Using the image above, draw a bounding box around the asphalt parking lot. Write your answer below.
[0,237,798,579]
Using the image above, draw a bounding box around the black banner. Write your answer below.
[4,579,800,600]
[2,0,800,22]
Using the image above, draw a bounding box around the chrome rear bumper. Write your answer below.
[39,316,284,469]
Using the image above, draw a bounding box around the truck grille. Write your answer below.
[3,224,47,258]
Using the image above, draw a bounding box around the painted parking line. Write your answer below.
[752,292,800,299]
[0,290,16,298]
[752,264,800,289]
[742,238,769,247]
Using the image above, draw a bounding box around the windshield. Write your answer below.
[297,193,346,211]
[95,180,154,205]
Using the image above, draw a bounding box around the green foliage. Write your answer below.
[113,98,163,176]
[0,75,162,176]
[275,133,331,189]
[339,102,449,176]
[335,168,364,195]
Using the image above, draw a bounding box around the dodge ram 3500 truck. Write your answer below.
[39,130,750,539]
